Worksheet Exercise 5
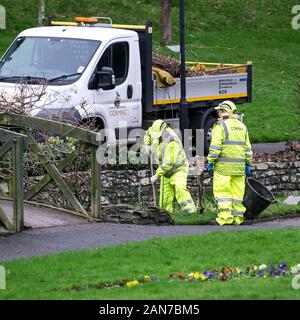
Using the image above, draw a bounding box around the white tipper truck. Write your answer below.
[0,17,252,152]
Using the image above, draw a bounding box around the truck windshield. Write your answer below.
[0,36,101,85]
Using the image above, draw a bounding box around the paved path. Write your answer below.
[0,200,87,228]
[1,217,299,261]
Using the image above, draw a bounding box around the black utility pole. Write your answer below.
[179,0,189,143]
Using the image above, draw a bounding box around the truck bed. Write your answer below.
[133,22,252,113]
[153,72,248,106]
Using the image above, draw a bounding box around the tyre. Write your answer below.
[204,116,217,155]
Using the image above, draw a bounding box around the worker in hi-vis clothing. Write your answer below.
[144,119,196,214]
[207,100,252,225]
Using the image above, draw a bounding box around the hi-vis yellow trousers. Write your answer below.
[159,169,196,214]
[213,171,246,225]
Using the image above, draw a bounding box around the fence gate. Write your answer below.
[0,127,25,233]
[0,112,102,233]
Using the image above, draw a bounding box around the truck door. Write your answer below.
[92,39,138,139]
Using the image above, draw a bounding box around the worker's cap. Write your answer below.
[150,119,167,139]
[215,100,237,113]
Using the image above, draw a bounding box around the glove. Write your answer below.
[245,165,251,175]
[150,175,158,184]
[207,162,214,171]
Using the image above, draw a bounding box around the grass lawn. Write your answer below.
[0,228,300,299]
[0,0,300,142]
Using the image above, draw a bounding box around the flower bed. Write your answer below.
[124,263,300,288]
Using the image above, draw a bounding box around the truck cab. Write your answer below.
[0,22,143,144]
[0,17,252,152]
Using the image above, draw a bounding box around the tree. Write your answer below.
[0,5,6,30]
[38,0,45,26]
[160,0,172,45]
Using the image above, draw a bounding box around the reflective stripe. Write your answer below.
[180,199,193,208]
[163,159,187,172]
[159,132,188,178]
[173,159,188,168]
[221,208,244,216]
[216,198,243,203]
[231,210,244,217]
[160,134,176,165]
[233,199,243,204]
[161,134,182,163]
[161,135,175,157]
[217,198,243,204]
[245,148,252,152]
[164,161,175,166]
[217,158,245,163]
[186,207,195,213]
[161,160,181,173]
[210,145,221,150]
[161,133,187,173]
[160,166,170,173]
[218,120,229,140]
[217,198,233,202]
[223,141,246,146]
[208,151,219,159]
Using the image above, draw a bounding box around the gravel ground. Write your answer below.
[1,217,300,261]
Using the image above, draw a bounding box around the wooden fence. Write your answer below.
[0,112,101,233]
[0,127,25,232]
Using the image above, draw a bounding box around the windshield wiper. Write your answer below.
[0,73,81,84]
[0,76,47,83]
[48,73,82,83]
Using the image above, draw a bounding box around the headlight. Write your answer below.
[45,85,78,104]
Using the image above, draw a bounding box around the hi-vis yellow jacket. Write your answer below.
[207,116,252,175]
[145,126,188,178]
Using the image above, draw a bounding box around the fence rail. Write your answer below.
[0,127,26,232]
[0,112,102,233]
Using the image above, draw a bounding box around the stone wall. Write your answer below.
[100,161,300,206]
[8,160,298,210]
[250,162,300,195]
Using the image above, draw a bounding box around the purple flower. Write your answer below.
[204,271,215,279]
[278,263,287,269]
[269,269,276,276]
[151,276,158,282]
[258,270,265,277]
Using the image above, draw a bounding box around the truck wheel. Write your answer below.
[81,117,107,144]
[204,116,217,155]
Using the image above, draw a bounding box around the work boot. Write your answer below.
[241,219,254,225]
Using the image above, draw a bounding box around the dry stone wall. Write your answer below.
[100,161,300,206]
[11,161,299,210]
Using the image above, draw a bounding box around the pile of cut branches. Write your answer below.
[152,52,242,77]
[253,142,300,163]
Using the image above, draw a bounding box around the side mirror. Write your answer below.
[96,67,115,90]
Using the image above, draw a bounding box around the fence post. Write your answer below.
[12,137,24,232]
[91,145,101,219]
